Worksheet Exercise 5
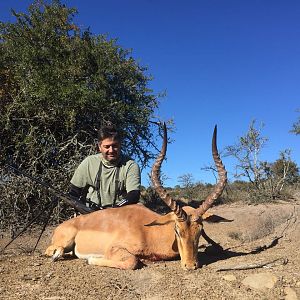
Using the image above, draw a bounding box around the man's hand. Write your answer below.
[116,199,129,207]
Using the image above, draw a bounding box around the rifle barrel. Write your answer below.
[8,165,94,214]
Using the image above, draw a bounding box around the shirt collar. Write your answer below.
[99,153,121,168]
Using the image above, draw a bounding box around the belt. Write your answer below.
[98,204,115,210]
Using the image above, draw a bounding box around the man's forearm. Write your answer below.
[117,190,140,206]
[69,184,89,204]
[69,184,83,198]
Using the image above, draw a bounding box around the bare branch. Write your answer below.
[216,257,288,272]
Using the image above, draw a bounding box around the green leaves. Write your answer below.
[291,109,300,135]
[1,0,159,168]
[0,0,160,227]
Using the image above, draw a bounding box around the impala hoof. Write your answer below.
[51,247,64,262]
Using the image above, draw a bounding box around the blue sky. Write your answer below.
[1,0,299,187]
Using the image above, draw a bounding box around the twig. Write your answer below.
[248,235,283,253]
[279,206,297,237]
[216,257,288,272]
[225,235,283,253]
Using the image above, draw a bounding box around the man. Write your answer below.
[69,124,141,210]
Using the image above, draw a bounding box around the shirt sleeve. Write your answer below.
[70,157,91,188]
[125,161,141,193]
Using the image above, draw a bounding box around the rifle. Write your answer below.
[0,165,96,254]
[7,165,94,214]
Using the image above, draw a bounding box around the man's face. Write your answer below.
[98,138,121,162]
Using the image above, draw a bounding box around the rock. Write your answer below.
[43,297,66,300]
[222,274,237,282]
[242,273,278,290]
[45,271,54,278]
[284,287,298,300]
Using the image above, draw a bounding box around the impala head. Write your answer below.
[151,123,227,270]
[173,212,203,270]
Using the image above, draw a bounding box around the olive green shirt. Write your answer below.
[70,153,141,206]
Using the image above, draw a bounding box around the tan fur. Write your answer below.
[45,204,218,270]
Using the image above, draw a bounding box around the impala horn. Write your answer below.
[151,122,187,221]
[194,125,227,218]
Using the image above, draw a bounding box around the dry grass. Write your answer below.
[227,208,295,242]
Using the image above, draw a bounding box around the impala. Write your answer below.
[45,123,227,270]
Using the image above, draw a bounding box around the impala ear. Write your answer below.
[144,212,176,226]
[202,212,233,223]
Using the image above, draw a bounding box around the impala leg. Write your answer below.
[45,224,77,261]
[88,246,139,270]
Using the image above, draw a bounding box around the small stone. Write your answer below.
[222,274,237,282]
[32,277,40,281]
[242,273,278,290]
[284,287,298,300]
[21,274,32,281]
[45,272,54,278]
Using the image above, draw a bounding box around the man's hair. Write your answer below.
[98,124,122,142]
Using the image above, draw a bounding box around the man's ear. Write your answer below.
[202,212,233,223]
[98,142,102,152]
[144,212,176,226]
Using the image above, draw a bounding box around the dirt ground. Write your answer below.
[0,201,299,300]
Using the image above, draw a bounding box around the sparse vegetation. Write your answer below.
[224,120,299,202]
[227,208,295,243]
[141,178,300,214]
[0,2,299,236]
[291,109,300,135]
[0,0,160,230]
